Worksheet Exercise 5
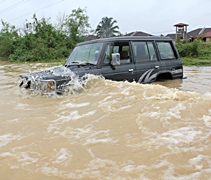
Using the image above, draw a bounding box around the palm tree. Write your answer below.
[96,17,120,38]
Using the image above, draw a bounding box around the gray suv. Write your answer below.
[19,36,183,94]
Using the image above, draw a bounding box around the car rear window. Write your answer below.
[156,42,176,59]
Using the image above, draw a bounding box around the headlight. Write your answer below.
[40,80,56,94]
[19,77,30,88]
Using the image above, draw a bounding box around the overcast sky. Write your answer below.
[0,0,211,35]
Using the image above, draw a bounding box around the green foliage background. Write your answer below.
[176,40,211,66]
[0,8,90,63]
[0,7,211,66]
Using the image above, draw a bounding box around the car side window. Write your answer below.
[103,44,112,64]
[156,42,176,59]
[103,42,132,65]
[132,41,157,62]
[115,42,131,64]
[132,42,149,62]
[147,42,157,61]
[119,45,130,64]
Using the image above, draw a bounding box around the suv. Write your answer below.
[19,36,183,94]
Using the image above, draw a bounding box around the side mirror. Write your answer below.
[111,53,120,66]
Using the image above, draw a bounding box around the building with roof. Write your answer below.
[187,28,211,41]
[204,31,211,42]
[166,23,211,42]
[85,35,97,41]
[124,31,152,36]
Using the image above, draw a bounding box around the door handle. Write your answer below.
[155,66,159,69]
[128,69,133,72]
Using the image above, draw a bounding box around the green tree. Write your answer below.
[10,14,63,62]
[0,7,91,62]
[0,20,19,60]
[96,17,120,38]
[62,7,90,49]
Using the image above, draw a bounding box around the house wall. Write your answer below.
[206,37,211,42]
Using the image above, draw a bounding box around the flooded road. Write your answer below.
[0,62,211,180]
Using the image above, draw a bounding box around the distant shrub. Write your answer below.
[176,40,200,57]
[0,8,89,62]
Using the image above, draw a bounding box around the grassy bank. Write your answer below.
[181,57,211,66]
[177,41,211,66]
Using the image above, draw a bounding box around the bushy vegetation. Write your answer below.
[0,8,90,62]
[1,9,211,66]
[176,40,200,57]
[176,40,211,66]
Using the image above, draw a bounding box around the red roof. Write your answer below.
[124,31,152,36]
[174,23,189,27]
[204,31,211,38]
[85,35,97,41]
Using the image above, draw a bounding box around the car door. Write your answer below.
[156,41,183,79]
[101,42,136,82]
[131,41,161,83]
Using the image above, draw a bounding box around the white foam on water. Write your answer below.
[120,163,147,173]
[7,118,20,123]
[40,166,59,177]
[0,133,23,148]
[151,160,176,180]
[77,158,118,179]
[74,128,115,145]
[133,122,206,154]
[56,126,93,143]
[117,104,133,111]
[63,73,104,95]
[160,158,210,180]
[201,109,211,126]
[14,103,32,110]
[65,102,90,108]
[159,126,202,145]
[98,95,133,112]
[59,110,96,122]
[53,123,119,146]
[98,96,114,106]
[202,115,211,123]
[87,148,95,158]
[55,101,91,114]
[137,101,187,129]
[0,152,13,157]
[189,155,211,172]
[168,103,186,119]
[53,148,72,166]
[17,152,39,166]
[83,136,119,145]
[82,128,119,145]
[142,85,203,101]
[47,110,96,132]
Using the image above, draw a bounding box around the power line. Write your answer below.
[8,0,65,22]
[0,0,30,14]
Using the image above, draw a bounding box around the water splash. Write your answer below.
[19,65,104,97]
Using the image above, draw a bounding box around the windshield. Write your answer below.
[65,42,104,66]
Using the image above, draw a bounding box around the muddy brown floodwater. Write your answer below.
[0,62,211,180]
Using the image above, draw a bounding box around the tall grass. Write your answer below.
[176,40,211,66]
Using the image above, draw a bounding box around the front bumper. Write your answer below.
[19,77,57,95]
